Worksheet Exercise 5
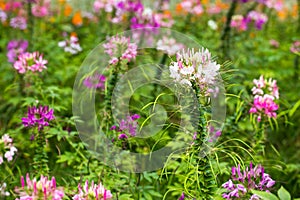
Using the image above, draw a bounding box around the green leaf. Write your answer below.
[277,186,291,200]
[251,190,279,200]
[289,99,300,117]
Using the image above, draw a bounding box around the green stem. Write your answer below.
[33,130,49,176]
[103,65,119,132]
[254,123,265,160]
[27,2,34,51]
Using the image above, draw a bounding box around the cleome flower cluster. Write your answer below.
[22,106,55,131]
[249,75,279,122]
[0,134,18,165]
[110,114,140,139]
[15,174,65,200]
[222,163,275,200]
[13,51,48,74]
[72,180,113,200]
[169,48,220,95]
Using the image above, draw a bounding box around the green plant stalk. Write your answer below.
[220,0,238,60]
[33,129,49,176]
[27,2,34,51]
[103,65,119,133]
[253,123,265,160]
[191,83,216,198]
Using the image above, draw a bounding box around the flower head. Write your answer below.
[103,35,137,65]
[0,134,18,165]
[58,33,82,54]
[169,48,220,96]
[250,75,279,122]
[0,182,10,197]
[72,180,112,200]
[290,41,300,54]
[110,114,140,139]
[222,163,275,199]
[22,106,55,131]
[15,174,64,200]
[7,40,28,63]
[10,16,27,30]
[13,52,48,73]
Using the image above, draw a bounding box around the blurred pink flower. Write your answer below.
[290,41,300,54]
[269,39,279,48]
[10,16,27,30]
[13,52,47,73]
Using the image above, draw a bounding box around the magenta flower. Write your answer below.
[222,163,275,199]
[230,15,249,31]
[110,114,140,139]
[13,51,48,73]
[15,174,64,200]
[22,106,55,131]
[249,75,279,122]
[10,16,27,30]
[72,180,112,200]
[247,11,268,30]
[83,73,106,89]
[0,134,18,165]
[103,35,137,65]
[178,192,185,200]
[7,40,28,63]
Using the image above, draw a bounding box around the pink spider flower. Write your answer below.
[15,174,65,200]
[249,75,279,122]
[103,35,137,65]
[13,51,47,73]
[72,180,112,200]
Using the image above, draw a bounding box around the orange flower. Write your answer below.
[0,1,5,10]
[216,0,229,10]
[70,32,77,37]
[292,4,298,18]
[277,8,287,20]
[64,4,72,17]
[72,11,82,26]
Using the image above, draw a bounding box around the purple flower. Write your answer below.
[22,106,55,131]
[83,73,106,89]
[179,192,185,200]
[10,16,27,30]
[222,163,276,199]
[7,40,28,63]
[110,114,140,139]
[118,133,128,139]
